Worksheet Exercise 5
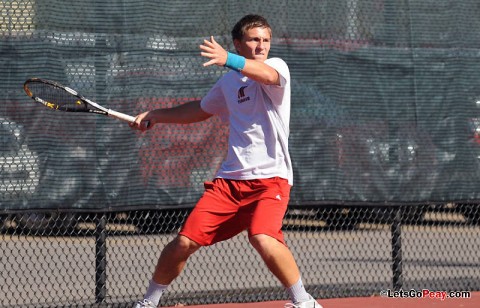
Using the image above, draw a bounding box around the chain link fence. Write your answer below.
[1,205,479,307]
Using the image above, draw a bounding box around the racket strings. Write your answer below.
[27,82,88,112]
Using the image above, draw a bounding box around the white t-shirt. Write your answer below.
[200,57,293,185]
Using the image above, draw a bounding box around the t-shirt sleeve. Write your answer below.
[200,80,229,123]
[265,57,290,88]
[262,58,290,106]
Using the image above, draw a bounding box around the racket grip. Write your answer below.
[107,109,136,123]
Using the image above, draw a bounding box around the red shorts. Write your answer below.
[179,177,291,246]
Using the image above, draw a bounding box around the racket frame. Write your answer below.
[24,78,136,123]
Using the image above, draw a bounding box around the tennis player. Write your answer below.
[131,14,322,308]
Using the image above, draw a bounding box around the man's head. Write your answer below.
[231,14,272,62]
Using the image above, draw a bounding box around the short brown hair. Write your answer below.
[231,14,272,41]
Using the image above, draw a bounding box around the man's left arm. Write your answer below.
[241,59,280,85]
[199,36,280,86]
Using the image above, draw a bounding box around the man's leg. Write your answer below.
[249,234,322,307]
[135,235,201,307]
[152,235,201,284]
[249,234,300,287]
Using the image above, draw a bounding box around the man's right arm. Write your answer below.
[130,100,213,131]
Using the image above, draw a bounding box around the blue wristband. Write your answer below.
[225,52,246,72]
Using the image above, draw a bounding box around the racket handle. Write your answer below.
[107,109,136,123]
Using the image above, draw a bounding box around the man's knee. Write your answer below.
[169,235,201,257]
[249,234,277,252]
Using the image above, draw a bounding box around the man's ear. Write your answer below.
[233,39,241,53]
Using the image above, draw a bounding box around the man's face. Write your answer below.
[234,27,271,62]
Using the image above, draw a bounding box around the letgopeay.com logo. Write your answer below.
[237,85,250,104]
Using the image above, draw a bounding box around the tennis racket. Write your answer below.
[23,78,143,125]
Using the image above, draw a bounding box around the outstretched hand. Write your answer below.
[200,36,228,67]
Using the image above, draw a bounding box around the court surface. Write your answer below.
[165,292,480,308]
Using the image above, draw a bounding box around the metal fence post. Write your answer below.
[391,206,403,291]
[95,213,107,303]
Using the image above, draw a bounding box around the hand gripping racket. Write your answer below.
[23,78,142,125]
